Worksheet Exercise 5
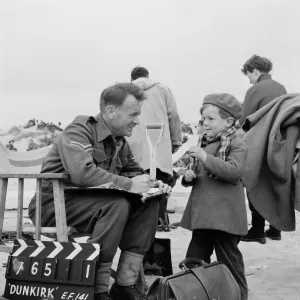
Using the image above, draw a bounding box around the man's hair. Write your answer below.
[241,55,273,74]
[100,83,146,111]
[131,66,149,81]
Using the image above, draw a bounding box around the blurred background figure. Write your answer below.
[127,66,182,228]
[6,140,17,151]
[27,138,40,151]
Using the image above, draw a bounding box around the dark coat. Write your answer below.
[240,74,287,125]
[242,93,300,231]
[180,134,248,236]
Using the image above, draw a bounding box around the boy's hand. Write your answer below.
[189,146,207,162]
[184,169,196,182]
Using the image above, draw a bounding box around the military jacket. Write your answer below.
[40,113,144,190]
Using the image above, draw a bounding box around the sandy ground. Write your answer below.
[1,132,300,299]
[1,184,300,299]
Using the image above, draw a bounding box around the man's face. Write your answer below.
[202,105,228,138]
[109,95,142,137]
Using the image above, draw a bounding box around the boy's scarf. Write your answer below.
[189,126,236,173]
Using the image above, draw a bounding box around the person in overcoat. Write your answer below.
[240,55,287,243]
[180,93,248,300]
[127,66,182,227]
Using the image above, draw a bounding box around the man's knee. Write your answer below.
[112,197,131,216]
[102,197,131,223]
[141,197,159,219]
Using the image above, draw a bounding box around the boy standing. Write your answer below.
[181,93,248,300]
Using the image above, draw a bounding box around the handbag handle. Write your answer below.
[179,257,208,271]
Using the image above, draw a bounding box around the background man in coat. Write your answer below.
[240,55,287,244]
[127,66,182,227]
[28,83,171,300]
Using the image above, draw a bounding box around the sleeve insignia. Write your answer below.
[70,141,93,152]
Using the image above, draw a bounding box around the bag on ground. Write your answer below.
[146,257,240,300]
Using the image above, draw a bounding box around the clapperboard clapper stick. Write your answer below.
[4,239,101,300]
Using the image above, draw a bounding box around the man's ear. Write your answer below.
[253,69,261,76]
[105,105,116,120]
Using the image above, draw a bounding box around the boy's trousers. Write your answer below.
[29,189,159,263]
[186,229,248,300]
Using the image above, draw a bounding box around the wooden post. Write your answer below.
[52,179,68,242]
[0,178,8,241]
[35,178,42,240]
[17,178,24,239]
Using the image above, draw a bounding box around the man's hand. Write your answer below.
[189,146,207,162]
[130,174,153,193]
[184,169,196,182]
[155,180,172,194]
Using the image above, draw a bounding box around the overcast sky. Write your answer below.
[1,0,300,129]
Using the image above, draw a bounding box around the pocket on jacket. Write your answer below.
[92,148,107,163]
[92,148,111,171]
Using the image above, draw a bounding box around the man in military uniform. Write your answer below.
[28,83,171,300]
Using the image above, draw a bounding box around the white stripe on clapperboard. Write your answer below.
[29,241,45,257]
[12,240,100,260]
[48,242,64,258]
[86,244,100,261]
[12,240,27,257]
[66,243,82,260]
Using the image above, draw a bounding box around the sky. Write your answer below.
[1,0,300,129]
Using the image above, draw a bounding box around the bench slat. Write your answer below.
[17,178,24,239]
[0,173,69,179]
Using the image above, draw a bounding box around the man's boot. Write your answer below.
[94,262,113,300]
[110,251,146,300]
[265,225,281,240]
[241,211,266,244]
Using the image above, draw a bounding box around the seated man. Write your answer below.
[28,83,171,300]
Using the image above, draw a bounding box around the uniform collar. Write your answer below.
[257,73,271,83]
[93,113,125,143]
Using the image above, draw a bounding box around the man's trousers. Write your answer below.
[29,188,159,263]
[249,200,281,234]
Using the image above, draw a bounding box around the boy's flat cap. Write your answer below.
[203,93,242,120]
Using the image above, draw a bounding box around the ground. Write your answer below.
[1,205,300,299]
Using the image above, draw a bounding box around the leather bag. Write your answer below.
[146,258,241,300]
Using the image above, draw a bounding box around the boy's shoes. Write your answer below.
[265,228,281,240]
[94,293,111,300]
[241,228,266,244]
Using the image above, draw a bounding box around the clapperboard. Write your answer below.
[4,239,101,300]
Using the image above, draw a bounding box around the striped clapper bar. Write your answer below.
[4,239,102,300]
